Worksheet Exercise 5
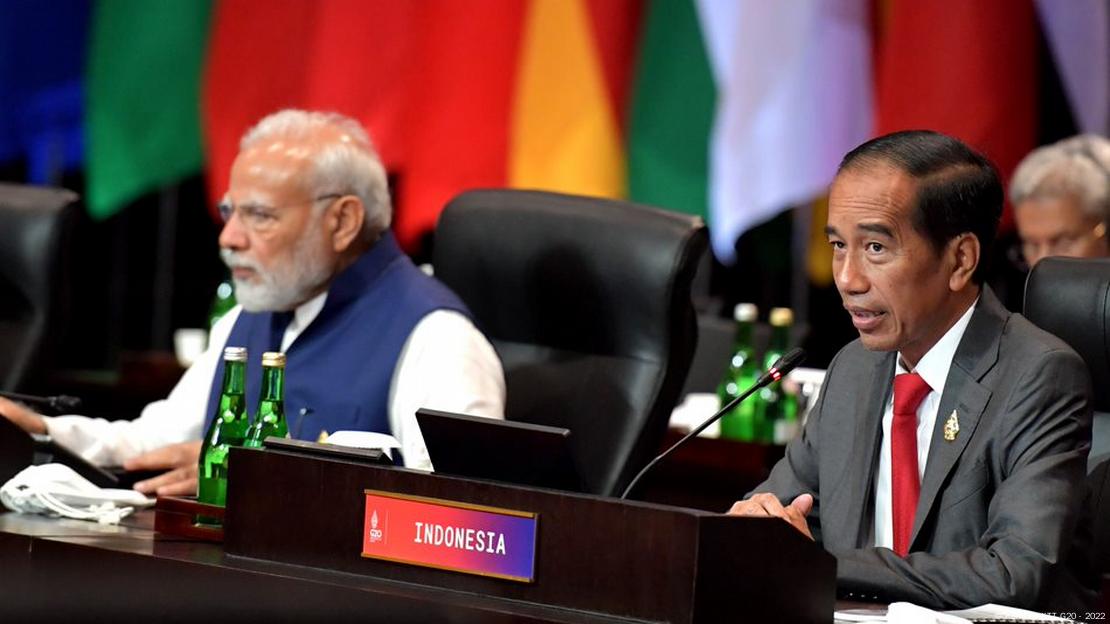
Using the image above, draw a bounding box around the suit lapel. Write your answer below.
[910,287,1006,548]
[847,352,896,547]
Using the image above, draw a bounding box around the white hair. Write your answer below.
[1010,134,1110,222]
[240,109,392,240]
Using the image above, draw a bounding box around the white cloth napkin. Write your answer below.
[0,463,153,525]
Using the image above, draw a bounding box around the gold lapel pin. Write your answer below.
[943,410,960,442]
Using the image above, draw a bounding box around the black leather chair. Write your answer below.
[1024,257,1110,585]
[680,314,736,395]
[1086,456,1110,584]
[0,183,77,392]
[1024,257,1110,462]
[434,189,708,497]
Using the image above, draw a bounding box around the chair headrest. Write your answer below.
[1024,257,1110,411]
[434,189,707,362]
[0,183,78,305]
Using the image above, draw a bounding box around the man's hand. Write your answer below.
[727,492,815,540]
[0,396,46,435]
[124,441,203,496]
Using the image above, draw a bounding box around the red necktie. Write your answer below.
[891,372,931,557]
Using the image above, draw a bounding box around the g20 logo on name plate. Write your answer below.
[361,490,538,582]
[368,510,384,543]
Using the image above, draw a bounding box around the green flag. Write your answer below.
[626,0,714,220]
[86,0,212,219]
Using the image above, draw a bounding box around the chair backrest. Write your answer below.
[433,189,708,496]
[680,314,736,395]
[1024,257,1110,464]
[1085,454,1110,577]
[0,183,77,391]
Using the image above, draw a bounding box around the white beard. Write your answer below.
[221,232,332,312]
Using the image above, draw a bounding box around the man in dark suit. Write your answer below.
[729,130,1096,610]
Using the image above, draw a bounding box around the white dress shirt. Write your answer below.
[44,292,505,472]
[873,298,978,549]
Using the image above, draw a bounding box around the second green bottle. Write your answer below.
[244,351,289,447]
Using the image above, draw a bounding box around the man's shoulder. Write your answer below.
[361,254,469,314]
[965,310,1090,399]
[822,338,890,394]
[997,312,1085,371]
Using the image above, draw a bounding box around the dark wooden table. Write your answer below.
[639,431,786,512]
[0,511,645,623]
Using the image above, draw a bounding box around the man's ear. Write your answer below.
[949,233,980,291]
[327,196,365,253]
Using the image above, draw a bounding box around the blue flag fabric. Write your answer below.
[0,0,90,182]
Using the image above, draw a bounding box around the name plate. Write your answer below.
[361,489,538,582]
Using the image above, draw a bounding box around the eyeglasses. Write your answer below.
[217,194,343,232]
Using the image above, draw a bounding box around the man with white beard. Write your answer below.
[0,110,506,495]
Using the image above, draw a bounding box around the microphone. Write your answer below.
[619,347,806,500]
[0,391,82,414]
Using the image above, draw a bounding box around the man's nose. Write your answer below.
[218,212,248,251]
[834,254,868,295]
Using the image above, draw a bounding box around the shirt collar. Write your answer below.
[895,296,980,396]
[289,290,328,336]
[281,231,402,344]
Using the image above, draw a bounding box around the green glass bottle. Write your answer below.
[757,307,800,445]
[208,279,237,331]
[243,352,288,448]
[717,303,761,441]
[197,346,249,523]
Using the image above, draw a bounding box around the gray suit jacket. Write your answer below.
[754,287,1096,609]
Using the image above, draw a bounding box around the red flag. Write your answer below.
[394,1,526,249]
[202,0,526,249]
[203,0,317,210]
[301,0,420,170]
[584,0,645,132]
[875,0,1038,228]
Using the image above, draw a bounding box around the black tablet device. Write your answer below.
[416,408,582,492]
[31,434,122,487]
[0,413,122,488]
[262,436,392,464]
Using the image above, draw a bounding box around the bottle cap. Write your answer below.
[769,307,794,327]
[223,346,248,362]
[734,303,758,323]
[262,352,287,368]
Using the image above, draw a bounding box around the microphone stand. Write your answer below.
[0,391,82,414]
[619,348,806,500]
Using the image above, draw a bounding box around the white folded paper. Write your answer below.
[323,430,401,461]
[835,601,1072,623]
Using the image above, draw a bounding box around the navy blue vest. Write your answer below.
[203,232,470,442]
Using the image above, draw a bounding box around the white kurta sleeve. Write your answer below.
[388,310,506,471]
[43,307,244,467]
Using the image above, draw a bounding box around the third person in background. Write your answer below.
[1011,134,1110,268]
